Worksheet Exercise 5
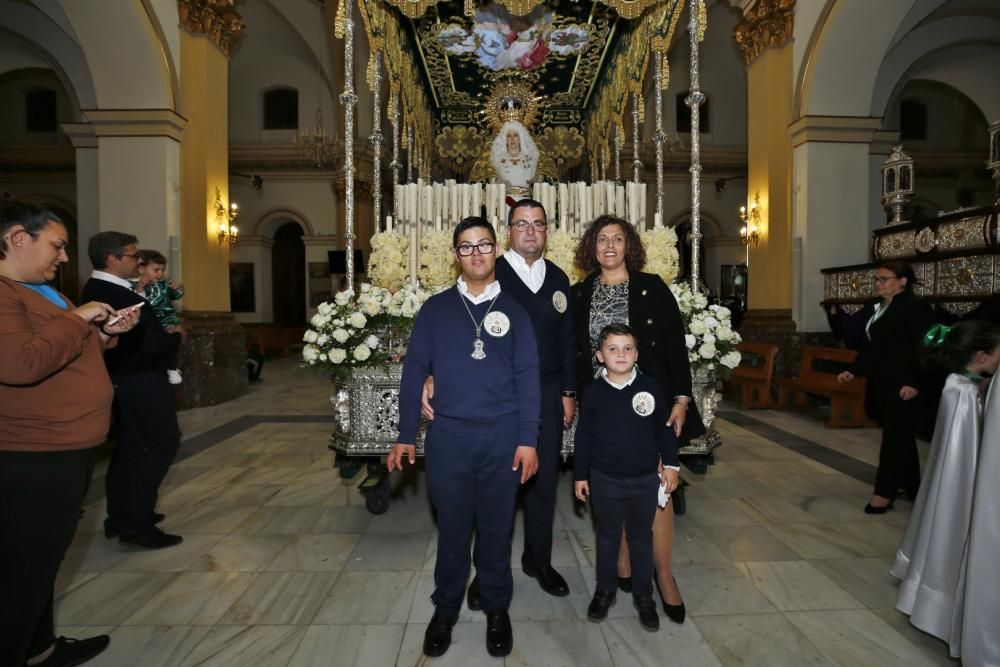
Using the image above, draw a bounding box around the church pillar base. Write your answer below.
[177,311,248,409]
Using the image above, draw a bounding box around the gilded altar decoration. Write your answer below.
[733,0,795,65]
[915,227,937,253]
[937,256,995,296]
[435,125,487,171]
[875,231,916,259]
[177,0,245,55]
[383,0,674,20]
[937,216,991,252]
[536,126,585,169]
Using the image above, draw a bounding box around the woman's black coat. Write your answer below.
[572,270,706,444]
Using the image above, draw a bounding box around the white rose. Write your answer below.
[716,326,733,341]
[353,343,372,361]
[318,353,327,362]
[302,345,319,362]
[364,300,382,316]
[721,351,742,369]
[330,348,347,363]
[703,316,720,329]
[698,342,717,359]
[310,313,326,328]
[401,302,417,317]
[703,333,716,344]
[316,334,329,346]
[685,334,696,349]
[317,302,333,316]
[334,290,353,306]
[366,334,379,349]
[689,320,707,336]
[716,306,732,319]
[332,328,349,343]
[349,312,367,329]
[303,329,319,343]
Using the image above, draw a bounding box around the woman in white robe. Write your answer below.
[962,373,1000,666]
[490,121,538,197]
[890,320,1000,657]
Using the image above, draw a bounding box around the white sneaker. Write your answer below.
[167,369,183,385]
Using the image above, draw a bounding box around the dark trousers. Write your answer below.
[108,373,180,536]
[591,468,659,598]
[874,392,921,499]
[520,381,562,569]
[426,418,520,616]
[0,448,95,665]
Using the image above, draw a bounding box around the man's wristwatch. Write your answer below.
[561,391,577,399]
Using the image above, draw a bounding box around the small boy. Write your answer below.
[574,323,679,632]
[134,249,185,384]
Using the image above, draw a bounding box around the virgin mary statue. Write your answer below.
[490,120,538,196]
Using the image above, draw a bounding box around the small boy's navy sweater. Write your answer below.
[495,256,576,390]
[573,372,679,480]
[398,286,541,445]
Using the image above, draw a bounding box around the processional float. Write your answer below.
[329,0,719,514]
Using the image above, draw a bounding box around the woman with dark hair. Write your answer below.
[838,260,935,513]
[0,200,138,666]
[571,215,704,624]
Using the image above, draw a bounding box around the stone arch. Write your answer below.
[252,208,316,239]
[666,209,725,239]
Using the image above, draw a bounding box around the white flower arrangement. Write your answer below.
[419,230,457,290]
[640,227,680,286]
[301,282,431,381]
[669,281,742,379]
[544,229,588,284]
[367,232,410,291]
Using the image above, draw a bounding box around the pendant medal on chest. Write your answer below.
[459,288,501,361]
[472,338,486,360]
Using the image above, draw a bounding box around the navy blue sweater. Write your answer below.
[495,256,576,391]
[398,286,541,445]
[573,372,679,480]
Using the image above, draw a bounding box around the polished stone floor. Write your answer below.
[56,358,957,666]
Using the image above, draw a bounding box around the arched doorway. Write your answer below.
[271,222,305,325]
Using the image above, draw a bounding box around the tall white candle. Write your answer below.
[435,215,442,232]
[473,185,482,218]
[558,183,568,230]
[409,224,418,285]
[386,215,393,233]
[639,183,647,228]
[451,184,459,223]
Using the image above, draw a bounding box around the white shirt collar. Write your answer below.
[457,276,501,305]
[90,270,135,290]
[601,366,638,390]
[504,250,546,293]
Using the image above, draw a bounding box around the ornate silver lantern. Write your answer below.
[881,144,915,226]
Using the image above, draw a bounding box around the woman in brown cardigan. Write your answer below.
[0,200,138,667]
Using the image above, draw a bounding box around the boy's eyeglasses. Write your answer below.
[455,240,496,256]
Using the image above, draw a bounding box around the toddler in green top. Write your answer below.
[133,249,185,384]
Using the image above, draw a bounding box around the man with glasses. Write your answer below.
[82,232,183,549]
[388,217,540,659]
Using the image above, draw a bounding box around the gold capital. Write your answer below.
[178,0,245,56]
[734,0,795,66]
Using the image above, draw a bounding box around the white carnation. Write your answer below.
[317,302,333,316]
[348,312,367,329]
[721,351,742,369]
[685,334,696,349]
[302,345,319,362]
[310,313,326,328]
[716,326,733,341]
[703,316,720,329]
[332,328,349,343]
[689,320,707,336]
[330,348,347,363]
[353,343,372,361]
[365,334,379,349]
[364,300,382,316]
[698,342,717,359]
[303,329,319,343]
[316,334,329,346]
[703,333,716,344]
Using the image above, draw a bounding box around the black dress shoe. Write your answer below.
[587,590,616,622]
[104,513,165,539]
[423,611,457,657]
[485,610,513,657]
[634,595,659,631]
[119,527,183,550]
[467,576,481,611]
[864,501,894,515]
[522,563,570,597]
[34,635,110,666]
[617,576,633,593]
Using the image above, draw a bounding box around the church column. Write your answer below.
[175,0,248,408]
[733,0,797,372]
[61,122,99,291]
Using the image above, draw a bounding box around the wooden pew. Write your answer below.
[729,342,778,409]
[776,346,871,428]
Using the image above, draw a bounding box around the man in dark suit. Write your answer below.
[81,231,183,549]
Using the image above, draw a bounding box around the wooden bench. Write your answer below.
[776,346,870,428]
[729,342,778,409]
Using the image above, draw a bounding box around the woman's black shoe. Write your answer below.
[662,598,686,624]
[34,635,110,666]
[617,576,632,593]
[864,501,894,515]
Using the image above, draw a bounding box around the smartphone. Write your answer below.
[106,302,144,326]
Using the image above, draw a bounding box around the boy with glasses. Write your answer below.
[388,216,540,659]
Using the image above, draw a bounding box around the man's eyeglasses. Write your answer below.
[509,220,548,232]
[118,253,143,260]
[874,276,898,284]
[455,240,496,256]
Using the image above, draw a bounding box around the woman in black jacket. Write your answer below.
[837,260,934,513]
[572,215,705,623]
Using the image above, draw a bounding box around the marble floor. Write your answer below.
[56,358,957,666]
